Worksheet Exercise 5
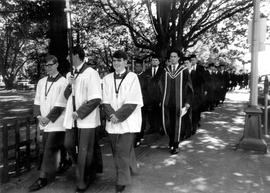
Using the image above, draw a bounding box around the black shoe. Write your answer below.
[28,178,48,192]
[75,187,87,193]
[57,159,72,174]
[170,147,179,155]
[115,185,126,193]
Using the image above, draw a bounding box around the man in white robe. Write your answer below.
[63,46,102,193]
[29,55,68,192]
[102,50,143,193]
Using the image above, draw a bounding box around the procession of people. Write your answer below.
[29,46,248,193]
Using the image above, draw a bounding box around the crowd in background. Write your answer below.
[99,52,250,147]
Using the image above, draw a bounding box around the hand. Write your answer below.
[67,74,76,85]
[185,103,190,109]
[72,112,79,120]
[110,114,119,124]
[38,116,50,127]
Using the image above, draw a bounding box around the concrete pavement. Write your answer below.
[2,88,270,193]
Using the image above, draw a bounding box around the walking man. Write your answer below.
[29,55,68,191]
[159,49,193,154]
[143,54,164,134]
[102,50,143,193]
[63,46,103,193]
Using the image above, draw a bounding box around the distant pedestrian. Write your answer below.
[143,54,164,134]
[102,50,143,193]
[63,46,103,193]
[134,59,148,147]
[189,54,207,134]
[29,55,68,192]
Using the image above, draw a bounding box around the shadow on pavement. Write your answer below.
[2,89,270,193]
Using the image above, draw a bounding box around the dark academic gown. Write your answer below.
[142,66,164,133]
[158,65,193,148]
[190,64,206,133]
[135,71,149,143]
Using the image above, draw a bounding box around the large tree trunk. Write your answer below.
[4,77,15,90]
[48,0,69,76]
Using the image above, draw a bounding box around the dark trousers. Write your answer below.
[135,107,146,144]
[109,133,138,186]
[65,127,102,189]
[164,106,179,148]
[40,131,65,179]
[191,109,201,134]
[147,104,162,133]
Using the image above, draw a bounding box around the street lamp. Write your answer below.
[238,0,267,153]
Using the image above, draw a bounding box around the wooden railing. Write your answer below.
[0,117,40,184]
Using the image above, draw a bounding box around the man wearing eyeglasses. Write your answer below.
[29,55,69,192]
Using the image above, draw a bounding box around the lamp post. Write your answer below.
[238,0,267,153]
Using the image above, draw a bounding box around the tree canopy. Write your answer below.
[96,0,253,61]
[1,0,270,89]
[0,0,49,89]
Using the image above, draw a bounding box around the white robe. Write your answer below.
[63,67,102,129]
[102,72,143,134]
[34,76,68,132]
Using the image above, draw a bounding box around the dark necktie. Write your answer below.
[153,67,156,77]
[172,65,176,73]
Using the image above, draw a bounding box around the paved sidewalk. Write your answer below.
[2,89,270,193]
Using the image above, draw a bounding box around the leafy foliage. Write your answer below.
[0,0,49,89]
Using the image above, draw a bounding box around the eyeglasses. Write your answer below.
[44,62,56,67]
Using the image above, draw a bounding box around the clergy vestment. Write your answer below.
[63,63,103,190]
[34,74,68,179]
[158,64,193,148]
[102,71,143,186]
[34,74,68,132]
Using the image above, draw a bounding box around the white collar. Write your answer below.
[171,63,179,68]
[193,64,197,70]
[74,61,84,71]
[116,69,126,75]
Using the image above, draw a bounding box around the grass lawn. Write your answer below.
[0,89,35,122]
[0,89,37,171]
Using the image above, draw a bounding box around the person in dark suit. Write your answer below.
[143,54,164,134]
[205,63,218,111]
[189,54,207,134]
[134,59,149,146]
[216,64,229,104]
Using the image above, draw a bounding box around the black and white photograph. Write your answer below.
[0,0,270,192]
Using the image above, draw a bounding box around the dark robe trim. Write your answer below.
[102,104,116,120]
[76,98,101,120]
[64,64,90,100]
[115,104,137,122]
[47,73,62,82]
[46,106,65,123]
[174,72,182,142]
[74,63,89,75]
[64,84,72,99]
[33,105,41,118]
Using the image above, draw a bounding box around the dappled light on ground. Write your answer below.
[3,89,270,193]
[128,89,270,193]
